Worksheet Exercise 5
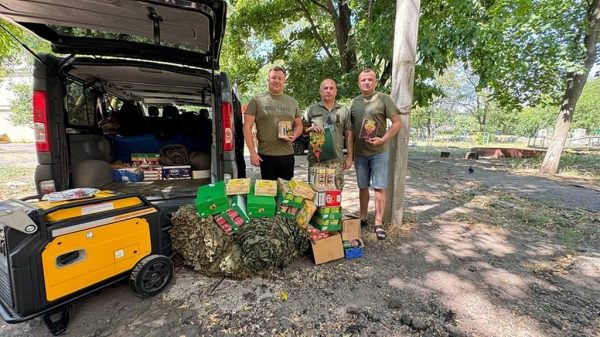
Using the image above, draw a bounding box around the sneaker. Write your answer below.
[360,220,368,228]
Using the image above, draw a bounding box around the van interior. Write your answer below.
[62,58,220,203]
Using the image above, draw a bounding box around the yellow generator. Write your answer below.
[0,191,174,335]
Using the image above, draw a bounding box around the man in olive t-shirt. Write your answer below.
[303,79,354,190]
[350,69,402,240]
[243,66,303,180]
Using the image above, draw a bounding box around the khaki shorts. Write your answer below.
[308,161,345,191]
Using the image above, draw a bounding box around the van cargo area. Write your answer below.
[29,54,241,209]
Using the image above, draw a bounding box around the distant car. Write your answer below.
[293,135,309,155]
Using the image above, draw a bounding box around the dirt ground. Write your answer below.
[1,145,599,337]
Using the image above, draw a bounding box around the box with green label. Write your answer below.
[247,184,276,218]
[277,178,305,204]
[230,195,251,223]
[310,217,342,231]
[276,192,304,209]
[313,209,343,220]
[195,181,229,217]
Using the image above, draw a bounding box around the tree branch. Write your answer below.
[309,0,330,13]
[298,1,333,58]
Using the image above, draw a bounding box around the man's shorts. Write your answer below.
[308,161,345,191]
[354,151,389,189]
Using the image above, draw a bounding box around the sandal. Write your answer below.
[374,225,387,240]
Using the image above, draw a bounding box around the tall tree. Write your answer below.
[540,0,600,173]
[385,0,420,226]
[222,0,483,107]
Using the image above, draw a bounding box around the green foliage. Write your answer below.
[8,82,33,127]
[573,77,600,132]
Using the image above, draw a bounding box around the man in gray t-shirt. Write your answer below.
[303,79,354,190]
[243,66,303,180]
[350,69,402,240]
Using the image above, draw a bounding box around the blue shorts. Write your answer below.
[354,151,389,189]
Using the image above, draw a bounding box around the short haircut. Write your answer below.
[268,66,287,76]
[320,78,337,89]
[360,68,377,77]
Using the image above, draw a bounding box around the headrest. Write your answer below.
[163,106,179,118]
[148,106,159,117]
[199,108,210,119]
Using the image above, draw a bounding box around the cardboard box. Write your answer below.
[138,164,162,181]
[277,192,304,209]
[311,231,344,265]
[254,179,277,196]
[276,199,301,218]
[162,165,191,180]
[341,215,361,241]
[247,184,276,218]
[226,178,251,195]
[213,213,237,234]
[278,120,294,139]
[343,239,364,259]
[312,187,341,207]
[230,195,251,223]
[195,181,230,217]
[289,178,315,200]
[307,225,330,240]
[131,153,160,165]
[309,167,336,188]
[296,199,317,228]
[318,206,341,214]
[192,170,210,179]
[310,218,342,232]
[112,167,144,182]
[313,209,343,220]
[222,209,246,229]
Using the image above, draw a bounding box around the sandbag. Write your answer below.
[189,151,211,170]
[159,144,189,166]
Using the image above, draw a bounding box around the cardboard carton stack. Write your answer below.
[276,178,309,218]
[131,153,162,181]
[191,176,363,262]
[340,215,363,259]
[246,183,277,218]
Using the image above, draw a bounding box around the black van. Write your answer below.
[0,0,241,213]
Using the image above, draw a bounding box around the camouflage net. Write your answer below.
[236,216,310,273]
[170,205,309,278]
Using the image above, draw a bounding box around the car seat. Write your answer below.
[155,106,180,140]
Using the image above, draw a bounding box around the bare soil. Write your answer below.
[1,145,599,336]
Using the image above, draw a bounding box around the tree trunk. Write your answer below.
[327,0,356,71]
[385,0,420,226]
[540,0,600,174]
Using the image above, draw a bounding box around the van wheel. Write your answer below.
[293,141,306,155]
[129,255,173,298]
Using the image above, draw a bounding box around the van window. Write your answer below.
[66,80,96,127]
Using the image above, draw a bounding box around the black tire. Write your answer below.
[129,254,174,298]
[293,140,306,155]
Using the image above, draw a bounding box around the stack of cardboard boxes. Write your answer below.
[192,177,363,264]
[111,152,195,182]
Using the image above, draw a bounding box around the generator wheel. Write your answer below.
[129,254,173,298]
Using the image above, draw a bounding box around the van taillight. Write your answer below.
[33,90,50,152]
[222,102,233,152]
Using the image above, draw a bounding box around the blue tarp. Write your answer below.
[109,134,210,163]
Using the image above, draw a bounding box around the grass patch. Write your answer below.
[0,165,36,200]
[507,151,600,180]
